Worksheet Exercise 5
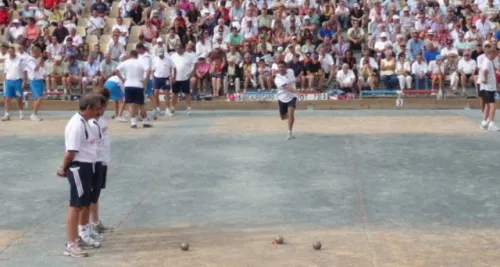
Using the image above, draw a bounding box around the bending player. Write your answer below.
[274,61,299,140]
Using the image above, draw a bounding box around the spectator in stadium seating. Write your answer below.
[47,55,69,95]
[0,43,6,73]
[23,17,40,46]
[429,55,444,91]
[475,14,496,39]
[287,53,306,91]
[81,54,101,93]
[223,57,242,93]
[335,1,350,30]
[6,18,24,44]
[78,43,91,61]
[129,2,143,26]
[380,49,398,90]
[93,44,105,62]
[317,22,333,44]
[196,31,212,58]
[458,49,477,93]
[141,19,157,42]
[211,57,225,96]
[406,31,424,62]
[305,53,322,91]
[107,35,125,61]
[423,41,440,62]
[0,2,8,35]
[375,32,392,57]
[191,56,211,94]
[69,0,84,17]
[87,10,106,38]
[358,60,375,91]
[410,54,428,89]
[46,36,61,60]
[465,25,481,49]
[453,32,469,56]
[440,39,458,57]
[52,21,69,44]
[150,10,166,33]
[61,37,78,59]
[396,52,412,90]
[226,44,241,64]
[91,0,109,17]
[228,26,244,46]
[112,17,129,45]
[65,27,83,48]
[443,52,459,94]
[347,20,364,51]
[43,0,58,10]
[337,63,356,93]
[100,53,117,86]
[66,55,83,94]
[318,46,335,87]
[255,58,271,91]
[63,3,78,27]
[48,6,64,26]
[350,3,364,27]
[241,53,257,92]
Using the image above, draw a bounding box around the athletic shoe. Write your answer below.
[19,113,24,120]
[89,227,104,242]
[287,132,295,140]
[92,221,113,233]
[1,114,10,121]
[153,110,159,120]
[488,122,499,131]
[116,116,128,123]
[78,235,101,249]
[143,124,153,128]
[187,107,192,115]
[481,120,489,130]
[30,114,43,121]
[166,108,173,117]
[63,243,88,257]
[111,114,116,119]
[131,124,138,129]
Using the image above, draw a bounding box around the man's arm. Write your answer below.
[57,151,76,177]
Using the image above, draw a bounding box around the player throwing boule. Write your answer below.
[274,61,299,140]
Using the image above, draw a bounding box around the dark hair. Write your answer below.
[79,94,100,111]
[277,61,286,66]
[129,50,139,58]
[94,88,110,102]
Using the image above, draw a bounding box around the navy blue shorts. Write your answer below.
[124,87,145,105]
[172,79,190,94]
[101,165,107,189]
[90,162,104,203]
[153,76,170,90]
[278,97,297,117]
[67,162,93,207]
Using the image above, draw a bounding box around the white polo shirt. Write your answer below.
[88,118,104,162]
[116,58,146,88]
[138,52,152,80]
[274,69,297,103]
[411,61,428,76]
[25,56,46,80]
[479,58,496,92]
[336,69,356,85]
[320,54,334,74]
[476,54,487,84]
[152,55,173,78]
[457,58,477,75]
[4,56,24,80]
[171,52,195,81]
[98,117,110,165]
[65,113,97,163]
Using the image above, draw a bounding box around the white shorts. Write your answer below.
[83,76,99,84]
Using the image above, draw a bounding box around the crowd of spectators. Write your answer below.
[0,0,499,97]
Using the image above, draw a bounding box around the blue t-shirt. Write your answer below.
[318,28,334,39]
[495,30,500,41]
[424,49,440,62]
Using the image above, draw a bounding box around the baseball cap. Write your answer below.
[12,19,20,23]
[403,6,409,11]
[436,55,442,60]
[427,30,434,35]
[393,15,400,20]
[303,15,311,20]
[157,37,163,42]
[380,32,388,38]
[55,55,62,61]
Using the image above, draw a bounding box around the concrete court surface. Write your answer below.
[0,109,500,267]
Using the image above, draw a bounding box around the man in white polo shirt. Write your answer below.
[115,50,152,128]
[25,46,46,121]
[457,49,477,94]
[274,61,299,140]
[170,45,196,116]
[136,43,154,118]
[151,47,174,118]
[477,43,491,113]
[57,94,102,258]
[478,49,498,131]
[2,46,25,121]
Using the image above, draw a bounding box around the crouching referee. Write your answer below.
[57,94,102,257]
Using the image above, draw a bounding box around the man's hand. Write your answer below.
[57,167,67,178]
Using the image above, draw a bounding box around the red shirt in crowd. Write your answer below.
[0,9,8,25]
[44,0,59,10]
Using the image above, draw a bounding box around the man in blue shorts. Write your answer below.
[25,47,46,121]
[103,75,125,121]
[151,47,174,119]
[2,46,25,121]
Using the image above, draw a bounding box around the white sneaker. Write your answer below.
[63,243,88,258]
[89,227,104,242]
[187,107,192,115]
[19,113,24,120]
[79,235,101,249]
[170,108,175,116]
[481,120,489,130]
[166,108,173,117]
[488,122,499,131]
[287,132,295,140]
[116,116,128,123]
[30,114,42,121]
[1,114,10,121]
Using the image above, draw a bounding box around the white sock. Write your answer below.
[78,225,86,237]
[143,117,149,124]
[131,117,137,125]
[5,112,9,116]
[156,107,160,111]
[19,110,23,115]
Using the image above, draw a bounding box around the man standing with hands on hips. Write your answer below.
[274,61,299,140]
[478,49,499,131]
[57,94,102,258]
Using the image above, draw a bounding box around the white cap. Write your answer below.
[380,32,388,38]
[12,19,20,23]
[303,15,311,20]
[55,55,62,61]
[157,37,163,42]
[0,3,5,7]
[393,15,400,20]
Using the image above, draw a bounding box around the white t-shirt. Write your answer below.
[65,113,97,163]
[4,56,24,80]
[428,60,444,74]
[479,58,496,92]
[116,58,146,88]
[25,56,46,80]
[336,70,356,85]
[152,55,174,78]
[138,52,152,80]
[88,118,104,162]
[320,54,334,74]
[171,52,195,81]
[274,69,297,103]
[98,117,110,164]
[457,58,477,74]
